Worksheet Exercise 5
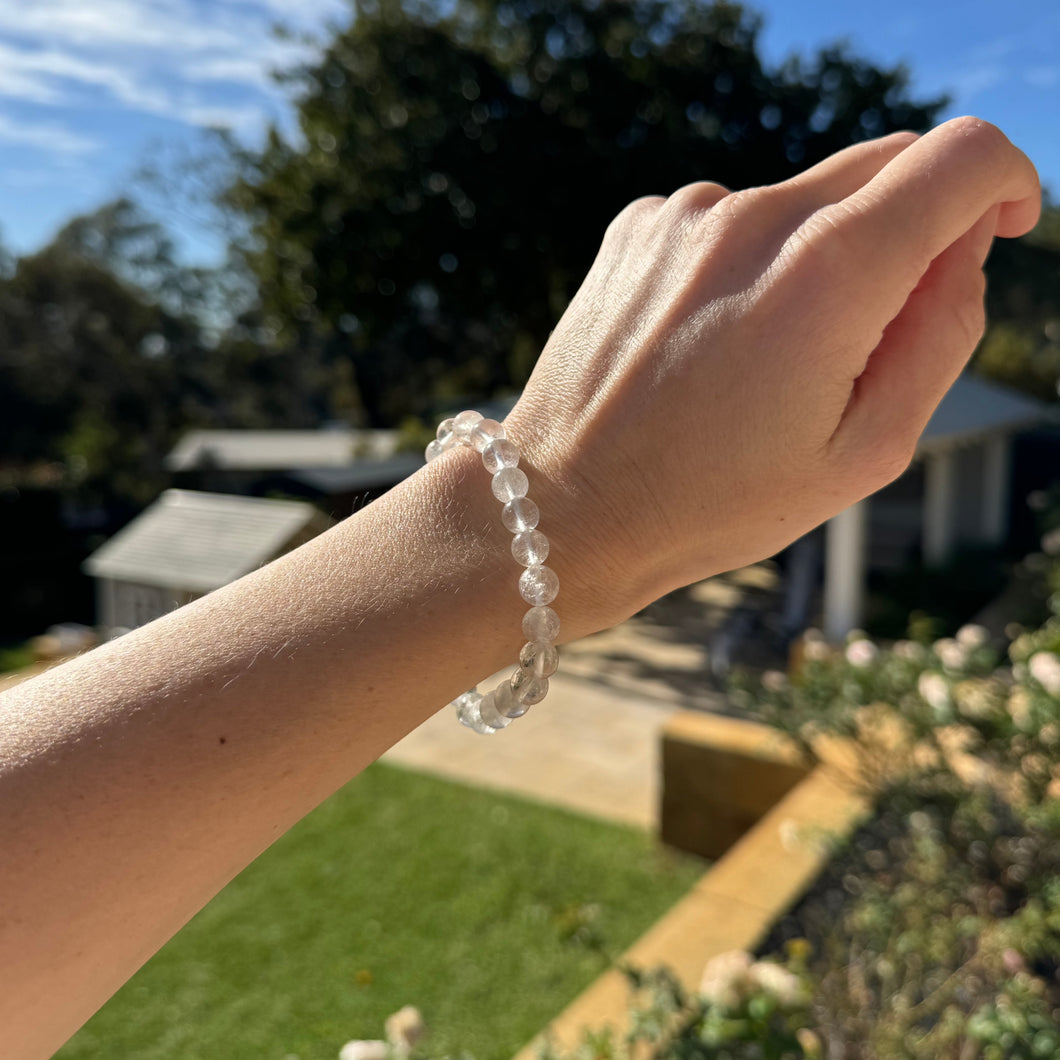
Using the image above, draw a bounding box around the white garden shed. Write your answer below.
[83,489,331,638]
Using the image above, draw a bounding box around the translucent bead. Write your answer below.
[520,639,559,678]
[519,564,559,606]
[523,605,560,642]
[436,417,456,446]
[502,497,540,533]
[454,691,497,735]
[453,409,483,442]
[482,438,520,474]
[492,467,529,503]
[471,418,506,453]
[425,439,445,463]
[511,529,549,566]
[478,690,513,729]
[494,680,530,718]
[511,669,549,706]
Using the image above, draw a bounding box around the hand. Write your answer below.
[506,117,1040,638]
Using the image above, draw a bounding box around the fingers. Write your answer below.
[797,118,1039,313]
[827,206,999,480]
[781,130,920,210]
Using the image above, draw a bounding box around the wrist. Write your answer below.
[500,405,669,639]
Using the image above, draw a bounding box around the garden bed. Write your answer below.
[524,561,1060,1060]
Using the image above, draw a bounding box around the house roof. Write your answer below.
[285,454,424,494]
[83,489,325,593]
[165,429,400,472]
[917,374,1052,455]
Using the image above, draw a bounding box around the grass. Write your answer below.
[57,763,704,1060]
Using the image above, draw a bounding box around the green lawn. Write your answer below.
[58,763,704,1060]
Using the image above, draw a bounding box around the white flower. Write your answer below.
[933,638,967,671]
[385,1007,425,1053]
[918,671,951,714]
[1006,687,1032,729]
[893,640,925,662]
[339,1041,389,1060]
[956,624,989,650]
[1041,527,1060,555]
[802,637,831,662]
[761,669,789,692]
[748,960,807,1008]
[845,639,878,668]
[699,950,753,1009]
[1028,651,1060,695]
[953,680,993,720]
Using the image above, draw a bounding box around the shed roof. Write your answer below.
[917,374,1052,454]
[165,429,400,472]
[285,454,424,494]
[83,489,325,593]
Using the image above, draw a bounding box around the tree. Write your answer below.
[229,0,945,425]
[976,200,1060,402]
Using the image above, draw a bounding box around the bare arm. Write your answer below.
[0,117,1040,1059]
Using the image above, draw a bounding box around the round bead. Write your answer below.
[454,691,497,735]
[482,438,520,474]
[471,418,506,453]
[436,417,456,446]
[453,409,483,442]
[520,640,559,678]
[511,670,549,706]
[494,680,530,719]
[523,605,560,642]
[519,564,559,606]
[502,497,540,533]
[492,466,529,503]
[512,530,549,567]
[478,690,513,729]
[425,439,445,463]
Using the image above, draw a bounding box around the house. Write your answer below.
[820,374,1055,639]
[165,428,421,515]
[82,490,331,638]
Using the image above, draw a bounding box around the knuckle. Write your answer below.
[938,116,1013,175]
[665,180,731,216]
[783,204,856,278]
[603,195,664,244]
[855,440,916,492]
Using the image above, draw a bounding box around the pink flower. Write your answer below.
[845,639,878,668]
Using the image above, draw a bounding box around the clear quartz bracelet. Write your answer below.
[425,409,559,734]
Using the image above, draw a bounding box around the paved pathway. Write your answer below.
[385,671,683,828]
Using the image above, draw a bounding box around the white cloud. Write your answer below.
[0,0,331,149]
[0,0,340,179]
[0,113,96,154]
[0,0,245,53]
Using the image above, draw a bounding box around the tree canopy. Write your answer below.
[230,0,946,424]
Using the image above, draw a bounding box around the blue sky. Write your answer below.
[0,0,1056,264]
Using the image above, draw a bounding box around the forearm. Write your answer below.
[0,444,547,1059]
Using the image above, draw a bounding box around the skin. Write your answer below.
[0,117,1040,1059]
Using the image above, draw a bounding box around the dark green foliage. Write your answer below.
[230,0,944,423]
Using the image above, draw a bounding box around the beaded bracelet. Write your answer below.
[425,410,559,734]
